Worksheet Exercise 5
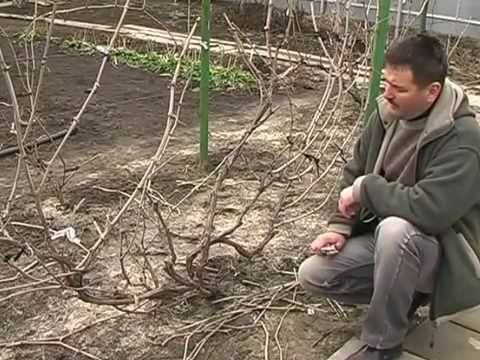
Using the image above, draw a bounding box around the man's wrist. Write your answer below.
[327,223,351,237]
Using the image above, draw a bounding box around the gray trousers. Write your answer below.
[298,217,440,349]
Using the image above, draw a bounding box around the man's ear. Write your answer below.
[426,82,442,103]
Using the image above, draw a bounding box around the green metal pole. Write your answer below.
[199,0,211,167]
[366,0,392,122]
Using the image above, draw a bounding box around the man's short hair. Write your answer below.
[385,33,448,88]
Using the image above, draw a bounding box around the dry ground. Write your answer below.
[0,3,361,359]
[1,1,480,360]
[0,37,359,359]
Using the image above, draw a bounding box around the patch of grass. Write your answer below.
[62,39,256,91]
[62,38,97,55]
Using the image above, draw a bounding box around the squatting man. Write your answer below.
[298,34,480,360]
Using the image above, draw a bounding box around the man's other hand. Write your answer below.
[310,232,346,254]
[339,185,358,218]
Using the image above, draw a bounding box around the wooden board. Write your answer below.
[29,0,52,5]
[327,337,426,360]
[121,24,238,53]
[404,321,480,360]
[399,352,426,359]
[327,338,364,360]
[121,24,334,67]
[451,308,480,333]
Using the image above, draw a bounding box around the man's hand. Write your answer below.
[339,185,359,218]
[310,232,346,255]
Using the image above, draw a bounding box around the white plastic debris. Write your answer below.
[51,226,81,245]
[9,122,16,135]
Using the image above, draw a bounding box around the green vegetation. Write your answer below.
[62,39,256,91]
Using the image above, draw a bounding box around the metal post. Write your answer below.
[199,0,211,167]
[394,0,403,38]
[366,0,392,122]
[334,0,342,34]
[320,0,326,14]
[420,0,430,33]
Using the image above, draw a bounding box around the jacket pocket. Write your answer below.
[458,233,480,279]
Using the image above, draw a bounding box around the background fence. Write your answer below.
[228,0,480,39]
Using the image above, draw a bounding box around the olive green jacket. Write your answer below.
[328,80,480,320]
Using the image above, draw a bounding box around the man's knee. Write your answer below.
[375,216,420,253]
[298,255,335,295]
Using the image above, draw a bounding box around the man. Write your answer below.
[299,34,480,360]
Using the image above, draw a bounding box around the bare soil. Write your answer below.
[0,2,362,359]
[0,37,358,357]
[1,1,479,360]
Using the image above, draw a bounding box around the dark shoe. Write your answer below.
[407,291,430,320]
[346,345,403,360]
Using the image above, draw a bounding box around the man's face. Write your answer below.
[383,65,441,120]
